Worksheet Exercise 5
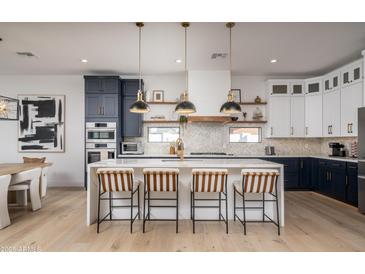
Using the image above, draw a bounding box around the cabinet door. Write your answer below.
[299,158,311,189]
[311,158,320,191]
[268,96,291,137]
[85,78,103,93]
[318,165,329,194]
[340,82,363,136]
[290,81,304,95]
[102,78,119,94]
[290,96,305,137]
[342,61,363,87]
[85,94,102,118]
[331,169,346,201]
[346,163,358,206]
[305,77,322,94]
[123,97,142,137]
[123,80,141,97]
[102,94,119,118]
[305,94,323,137]
[323,89,340,137]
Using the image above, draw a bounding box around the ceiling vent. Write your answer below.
[211,53,228,59]
[16,51,37,58]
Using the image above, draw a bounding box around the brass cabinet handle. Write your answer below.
[345,176,349,186]
[270,127,273,136]
[291,126,294,136]
[305,126,308,135]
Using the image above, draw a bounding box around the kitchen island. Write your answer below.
[87,158,284,226]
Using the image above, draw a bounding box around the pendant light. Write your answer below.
[175,22,196,115]
[220,22,242,114]
[129,22,150,113]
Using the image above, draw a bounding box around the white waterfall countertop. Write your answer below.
[87,158,285,227]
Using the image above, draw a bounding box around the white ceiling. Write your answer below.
[0,22,365,76]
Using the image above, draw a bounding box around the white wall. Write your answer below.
[0,75,84,187]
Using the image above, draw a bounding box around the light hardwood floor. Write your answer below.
[1,188,365,251]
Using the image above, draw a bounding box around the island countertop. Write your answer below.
[87,158,285,227]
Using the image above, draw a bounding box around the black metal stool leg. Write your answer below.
[262,193,265,222]
[233,188,236,221]
[275,183,280,236]
[176,187,179,234]
[143,189,146,233]
[190,191,192,220]
[242,192,247,235]
[138,185,141,220]
[225,192,228,234]
[219,192,222,220]
[148,192,151,220]
[130,190,133,233]
[97,183,101,234]
[109,192,112,220]
[192,191,195,234]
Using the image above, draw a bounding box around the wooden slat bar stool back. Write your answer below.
[96,168,140,233]
[233,169,280,235]
[142,168,179,233]
[191,169,229,234]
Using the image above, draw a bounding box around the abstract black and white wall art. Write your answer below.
[18,95,65,152]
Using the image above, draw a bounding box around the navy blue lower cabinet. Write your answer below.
[299,158,312,189]
[265,158,300,190]
[318,160,330,195]
[311,158,320,191]
[346,162,358,206]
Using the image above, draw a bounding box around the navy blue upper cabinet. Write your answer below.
[123,96,142,137]
[85,94,119,118]
[122,79,143,137]
[122,79,142,96]
[85,76,120,94]
[346,162,358,206]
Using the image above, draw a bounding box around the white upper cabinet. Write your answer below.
[323,89,341,137]
[305,94,323,137]
[323,71,340,92]
[268,96,291,137]
[305,77,322,95]
[268,79,304,96]
[268,80,289,96]
[340,81,363,136]
[290,96,305,137]
[341,60,363,88]
[290,80,305,96]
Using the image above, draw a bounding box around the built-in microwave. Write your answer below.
[121,142,144,154]
[86,122,116,143]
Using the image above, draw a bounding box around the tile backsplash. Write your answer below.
[125,123,357,156]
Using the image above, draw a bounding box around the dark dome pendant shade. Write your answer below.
[129,22,150,114]
[220,22,242,114]
[220,91,241,113]
[175,22,196,115]
[130,90,150,113]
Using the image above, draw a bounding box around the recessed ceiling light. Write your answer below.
[270,59,278,63]
[175,59,182,63]
[81,59,88,63]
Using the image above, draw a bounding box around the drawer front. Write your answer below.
[329,160,346,171]
[347,162,358,176]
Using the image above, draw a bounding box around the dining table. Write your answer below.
[0,162,52,229]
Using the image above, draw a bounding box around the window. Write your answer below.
[229,127,261,143]
[148,127,180,143]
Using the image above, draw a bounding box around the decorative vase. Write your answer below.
[255,96,262,103]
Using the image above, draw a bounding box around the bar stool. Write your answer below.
[96,168,140,233]
[142,168,179,233]
[233,169,280,235]
[191,169,228,234]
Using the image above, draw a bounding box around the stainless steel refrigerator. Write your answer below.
[358,107,365,213]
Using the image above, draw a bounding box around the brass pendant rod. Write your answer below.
[138,24,142,92]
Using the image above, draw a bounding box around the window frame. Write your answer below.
[228,127,262,143]
[147,126,180,143]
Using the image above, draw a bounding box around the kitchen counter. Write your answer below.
[87,158,285,227]
[118,154,358,163]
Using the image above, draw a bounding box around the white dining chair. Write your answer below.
[40,167,49,198]
[0,175,12,229]
[9,168,42,211]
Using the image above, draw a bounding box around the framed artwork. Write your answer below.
[153,90,164,102]
[18,95,65,152]
[231,89,242,103]
[0,95,19,120]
